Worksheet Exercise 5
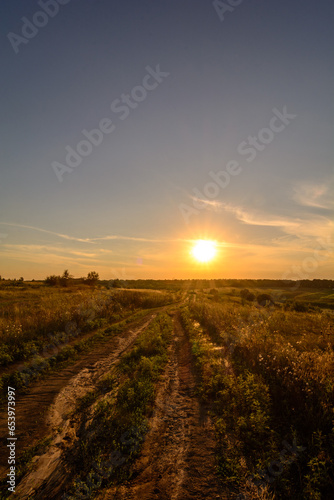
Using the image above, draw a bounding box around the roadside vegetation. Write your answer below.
[0,285,176,403]
[181,297,334,499]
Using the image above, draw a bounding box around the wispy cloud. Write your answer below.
[0,222,192,246]
[1,244,99,259]
[0,222,94,243]
[189,196,223,210]
[188,196,302,230]
[209,202,300,229]
[195,198,333,243]
[292,182,334,210]
[1,250,100,267]
[91,235,173,243]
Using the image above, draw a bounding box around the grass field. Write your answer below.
[0,280,333,499]
[181,297,334,499]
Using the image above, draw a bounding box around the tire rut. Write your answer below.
[98,312,225,500]
[0,312,158,498]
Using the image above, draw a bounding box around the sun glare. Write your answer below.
[191,240,217,263]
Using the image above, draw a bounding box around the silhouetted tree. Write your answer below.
[86,271,99,286]
[60,269,73,286]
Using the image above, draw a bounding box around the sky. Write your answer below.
[1,0,333,280]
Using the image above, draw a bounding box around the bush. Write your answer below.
[284,301,317,313]
[257,293,274,306]
[45,275,59,286]
[240,289,255,302]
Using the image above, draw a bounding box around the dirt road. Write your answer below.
[1,309,226,499]
[97,312,225,500]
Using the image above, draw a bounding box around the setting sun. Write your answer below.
[191,240,217,263]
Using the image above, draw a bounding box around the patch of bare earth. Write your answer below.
[0,313,157,499]
[98,312,226,500]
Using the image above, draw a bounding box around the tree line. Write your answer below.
[45,270,99,287]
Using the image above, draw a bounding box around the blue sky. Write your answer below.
[1,0,333,280]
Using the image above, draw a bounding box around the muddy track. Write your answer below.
[97,312,225,500]
[0,311,158,493]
